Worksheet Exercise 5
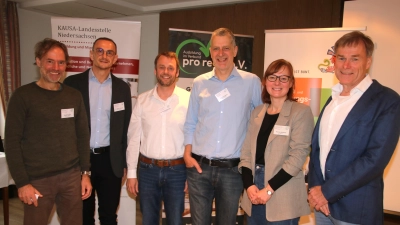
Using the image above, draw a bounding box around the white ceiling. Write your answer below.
[13,0,264,19]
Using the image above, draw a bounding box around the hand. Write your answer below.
[255,188,272,205]
[319,203,330,216]
[246,185,259,204]
[126,178,139,197]
[308,186,329,213]
[122,168,127,186]
[18,184,42,207]
[184,180,188,193]
[184,145,202,173]
[81,175,92,200]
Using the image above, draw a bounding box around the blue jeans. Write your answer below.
[187,163,243,225]
[247,165,300,225]
[314,210,359,225]
[138,161,186,225]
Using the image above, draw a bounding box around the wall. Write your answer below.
[17,9,159,95]
[343,0,400,213]
[18,9,52,85]
[159,0,343,79]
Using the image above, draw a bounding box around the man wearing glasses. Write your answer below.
[64,37,132,225]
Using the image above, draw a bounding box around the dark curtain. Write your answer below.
[0,0,21,115]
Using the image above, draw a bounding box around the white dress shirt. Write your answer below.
[319,75,372,178]
[126,85,190,178]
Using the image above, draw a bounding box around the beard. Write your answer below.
[157,73,177,87]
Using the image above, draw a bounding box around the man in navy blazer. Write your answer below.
[64,37,132,225]
[308,31,400,225]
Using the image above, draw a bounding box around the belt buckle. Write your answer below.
[90,148,100,155]
[156,160,165,167]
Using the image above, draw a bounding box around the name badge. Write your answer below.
[61,108,74,118]
[114,102,125,112]
[215,88,231,102]
[160,104,171,114]
[273,125,290,136]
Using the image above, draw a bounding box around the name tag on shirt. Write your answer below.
[160,105,171,114]
[114,102,125,112]
[61,108,74,118]
[273,125,290,136]
[215,88,231,102]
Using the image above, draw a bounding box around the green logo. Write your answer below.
[176,39,211,75]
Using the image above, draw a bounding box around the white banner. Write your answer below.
[51,17,141,104]
[50,17,140,224]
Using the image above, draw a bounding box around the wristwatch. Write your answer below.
[266,190,273,196]
[81,171,91,176]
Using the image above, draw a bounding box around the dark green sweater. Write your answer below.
[5,82,90,188]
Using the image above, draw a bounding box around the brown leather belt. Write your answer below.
[192,153,240,168]
[139,154,185,167]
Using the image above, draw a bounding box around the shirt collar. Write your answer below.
[88,68,112,83]
[332,74,373,97]
[206,67,240,80]
[151,84,178,102]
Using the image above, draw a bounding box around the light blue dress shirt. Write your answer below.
[88,69,112,148]
[184,67,262,159]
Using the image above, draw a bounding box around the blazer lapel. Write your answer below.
[80,71,91,130]
[333,82,380,144]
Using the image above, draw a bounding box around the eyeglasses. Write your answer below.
[267,75,291,83]
[94,48,116,57]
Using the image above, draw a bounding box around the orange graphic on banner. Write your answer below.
[293,78,322,117]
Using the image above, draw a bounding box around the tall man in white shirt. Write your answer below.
[308,31,400,225]
[183,28,262,225]
[126,52,190,225]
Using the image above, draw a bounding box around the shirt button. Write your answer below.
[221,111,223,113]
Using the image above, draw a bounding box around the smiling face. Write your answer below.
[210,35,238,75]
[265,66,293,101]
[35,47,67,84]
[154,55,179,87]
[334,42,372,92]
[90,39,118,71]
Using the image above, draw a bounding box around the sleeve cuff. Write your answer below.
[127,169,137,179]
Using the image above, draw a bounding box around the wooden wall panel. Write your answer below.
[159,0,343,78]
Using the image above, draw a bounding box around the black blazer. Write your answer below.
[64,69,132,178]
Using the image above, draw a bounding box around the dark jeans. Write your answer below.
[247,165,299,225]
[138,161,186,225]
[83,152,122,225]
[187,162,243,225]
[24,166,82,225]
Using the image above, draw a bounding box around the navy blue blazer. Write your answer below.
[63,69,132,178]
[308,80,400,225]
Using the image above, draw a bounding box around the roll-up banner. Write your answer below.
[169,28,254,91]
[264,27,366,118]
[51,17,141,107]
